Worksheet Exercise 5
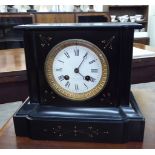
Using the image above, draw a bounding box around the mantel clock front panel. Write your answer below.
[34,29,121,107]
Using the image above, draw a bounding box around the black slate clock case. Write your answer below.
[17,23,136,107]
[13,23,145,143]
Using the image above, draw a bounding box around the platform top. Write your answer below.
[15,22,142,30]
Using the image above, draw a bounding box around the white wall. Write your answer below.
[148,5,155,47]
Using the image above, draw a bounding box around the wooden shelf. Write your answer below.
[136,20,147,24]
[109,5,147,8]
[109,5,148,20]
[109,5,149,44]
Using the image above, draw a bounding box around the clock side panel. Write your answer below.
[117,29,134,105]
[32,28,122,107]
[23,31,40,103]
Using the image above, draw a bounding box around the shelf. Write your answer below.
[136,20,147,24]
[109,5,147,8]
[109,5,148,16]
[109,5,149,33]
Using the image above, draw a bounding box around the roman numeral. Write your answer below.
[56,68,62,71]
[91,69,98,73]
[64,52,70,58]
[58,60,64,63]
[89,60,96,64]
[58,75,64,81]
[75,84,79,91]
[90,77,96,82]
[74,49,79,56]
[65,81,70,88]
[84,83,88,89]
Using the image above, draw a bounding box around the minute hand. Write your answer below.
[77,52,88,69]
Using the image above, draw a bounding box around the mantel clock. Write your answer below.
[13,23,145,143]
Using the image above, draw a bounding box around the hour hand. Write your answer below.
[74,69,85,80]
[77,73,96,82]
[79,72,85,80]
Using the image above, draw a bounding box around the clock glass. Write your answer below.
[45,39,109,101]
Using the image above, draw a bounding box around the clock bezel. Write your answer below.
[44,39,109,101]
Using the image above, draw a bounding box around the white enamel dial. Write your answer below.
[53,45,102,93]
[45,39,109,101]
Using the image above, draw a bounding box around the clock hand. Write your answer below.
[74,52,88,75]
[78,72,85,80]
[74,71,95,82]
[77,52,88,69]
[74,68,85,79]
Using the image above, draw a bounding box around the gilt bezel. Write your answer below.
[44,39,109,101]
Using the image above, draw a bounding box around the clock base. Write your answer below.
[13,92,145,143]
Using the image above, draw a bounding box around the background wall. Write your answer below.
[148,5,155,47]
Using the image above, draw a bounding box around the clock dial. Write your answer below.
[45,39,109,101]
[53,46,102,93]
